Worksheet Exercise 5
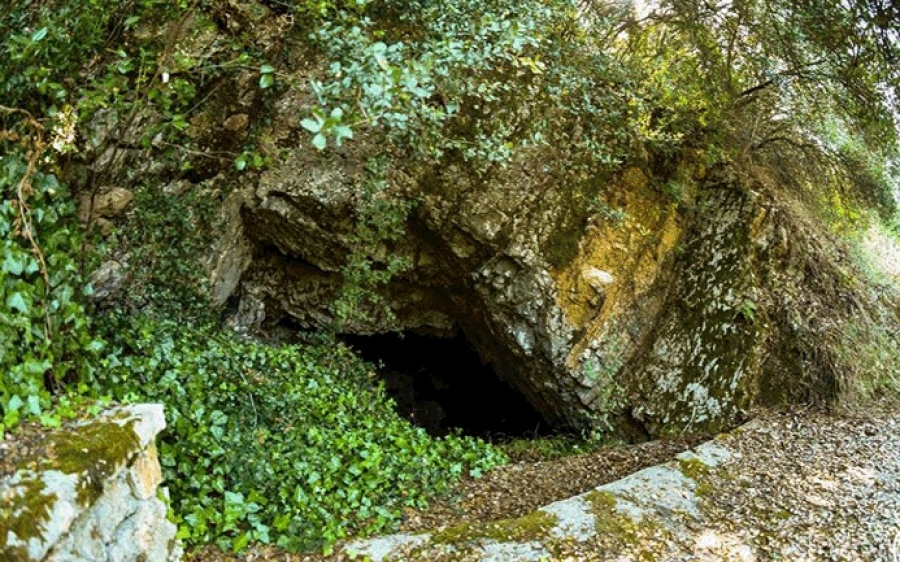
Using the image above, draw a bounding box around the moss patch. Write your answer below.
[677,457,710,481]
[584,490,672,561]
[677,458,716,497]
[0,417,142,558]
[432,510,557,545]
[585,490,641,541]
[45,420,140,506]
[0,475,55,558]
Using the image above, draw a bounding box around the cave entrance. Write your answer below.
[342,331,549,438]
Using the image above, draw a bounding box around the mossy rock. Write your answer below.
[432,510,558,545]
[0,414,143,559]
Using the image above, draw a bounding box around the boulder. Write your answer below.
[0,405,182,562]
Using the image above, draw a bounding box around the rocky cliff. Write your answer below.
[75,3,899,440]
[207,114,898,437]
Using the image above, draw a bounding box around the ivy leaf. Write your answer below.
[3,253,24,275]
[234,532,250,552]
[259,73,275,89]
[334,125,354,146]
[6,395,23,413]
[25,395,41,416]
[300,118,323,134]
[40,414,61,428]
[7,292,27,313]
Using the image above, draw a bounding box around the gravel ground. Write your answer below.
[532,403,900,562]
[191,403,900,561]
[686,404,900,561]
[0,421,49,478]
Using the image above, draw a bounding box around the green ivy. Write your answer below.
[332,156,415,328]
[0,152,102,434]
[93,315,506,552]
[114,185,221,321]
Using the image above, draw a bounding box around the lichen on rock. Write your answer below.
[0,404,181,562]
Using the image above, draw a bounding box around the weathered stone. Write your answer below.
[95,217,115,236]
[339,432,736,560]
[89,260,126,301]
[163,179,193,196]
[223,113,249,132]
[210,189,254,307]
[0,404,181,562]
[79,187,134,222]
[128,444,162,501]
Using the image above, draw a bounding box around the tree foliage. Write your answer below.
[622,0,898,146]
[574,0,898,219]
[300,0,646,174]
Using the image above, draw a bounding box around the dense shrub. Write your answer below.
[93,315,506,551]
[301,0,642,175]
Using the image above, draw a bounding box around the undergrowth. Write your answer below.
[500,433,613,464]
[1,1,508,553]
[92,315,505,552]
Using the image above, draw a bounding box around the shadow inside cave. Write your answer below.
[342,331,551,439]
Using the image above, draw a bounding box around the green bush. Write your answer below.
[115,186,221,320]
[93,315,506,552]
[0,0,178,116]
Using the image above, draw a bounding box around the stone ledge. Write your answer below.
[0,404,182,562]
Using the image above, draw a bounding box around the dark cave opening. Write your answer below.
[342,331,551,439]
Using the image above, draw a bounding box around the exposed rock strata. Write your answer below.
[63,4,896,438]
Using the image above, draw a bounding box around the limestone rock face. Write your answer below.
[216,103,897,436]
[0,404,182,562]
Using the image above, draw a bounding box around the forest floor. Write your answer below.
[191,400,900,561]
